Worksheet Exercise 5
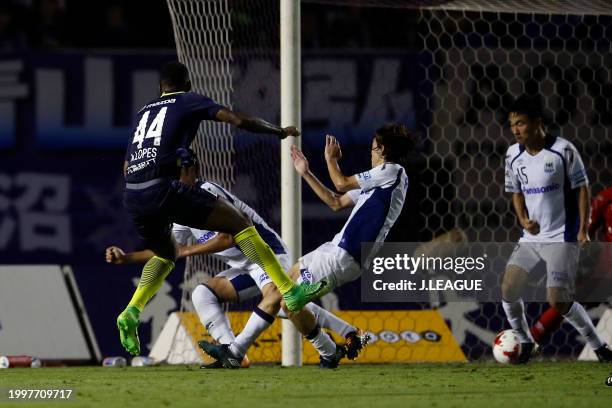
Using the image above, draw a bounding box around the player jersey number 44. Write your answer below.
[124,92,225,183]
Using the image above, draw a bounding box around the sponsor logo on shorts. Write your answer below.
[300,268,313,283]
[259,273,270,284]
[551,271,569,282]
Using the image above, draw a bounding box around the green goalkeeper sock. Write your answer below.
[234,226,295,294]
[127,255,175,311]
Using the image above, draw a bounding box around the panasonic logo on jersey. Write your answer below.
[522,183,560,195]
[197,231,216,243]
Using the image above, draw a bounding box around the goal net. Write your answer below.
[163,0,612,362]
[162,0,283,363]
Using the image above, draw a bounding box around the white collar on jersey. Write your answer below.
[161,91,186,97]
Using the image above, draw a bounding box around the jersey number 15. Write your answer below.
[517,166,528,184]
[132,107,168,149]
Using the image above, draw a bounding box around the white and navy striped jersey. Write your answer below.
[505,134,588,242]
[172,181,288,269]
[332,162,409,263]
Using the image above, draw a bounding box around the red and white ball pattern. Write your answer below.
[492,329,522,364]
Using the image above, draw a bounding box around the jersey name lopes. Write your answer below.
[505,135,588,242]
[124,92,225,183]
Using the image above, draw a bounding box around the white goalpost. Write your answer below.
[280,0,303,367]
[164,0,303,366]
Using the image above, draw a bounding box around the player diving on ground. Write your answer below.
[107,151,366,366]
[200,123,417,368]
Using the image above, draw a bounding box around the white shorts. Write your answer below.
[507,242,579,292]
[216,254,292,301]
[297,242,361,290]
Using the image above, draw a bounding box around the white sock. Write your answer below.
[192,285,235,344]
[563,302,604,350]
[306,327,337,358]
[304,303,356,338]
[277,304,356,338]
[229,306,274,359]
[502,299,534,343]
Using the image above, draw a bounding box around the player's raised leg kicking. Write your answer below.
[107,155,364,365]
[117,62,325,355]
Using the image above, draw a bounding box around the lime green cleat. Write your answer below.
[117,306,141,355]
[283,281,328,312]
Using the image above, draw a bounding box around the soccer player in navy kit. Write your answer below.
[118,62,325,355]
[108,152,364,365]
[501,95,612,362]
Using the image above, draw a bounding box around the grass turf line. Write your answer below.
[0,362,610,408]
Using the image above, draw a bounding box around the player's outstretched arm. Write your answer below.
[577,185,591,243]
[106,246,155,264]
[215,108,300,139]
[324,135,359,192]
[291,145,354,212]
[106,234,235,265]
[178,233,235,258]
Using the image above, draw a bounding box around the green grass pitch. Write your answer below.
[1,362,610,408]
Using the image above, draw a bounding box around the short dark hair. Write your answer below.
[160,61,190,90]
[508,95,543,121]
[374,123,418,165]
[176,147,199,168]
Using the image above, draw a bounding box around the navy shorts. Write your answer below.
[123,179,218,248]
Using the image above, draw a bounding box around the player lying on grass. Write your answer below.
[118,61,325,355]
[107,153,366,366]
[200,123,416,368]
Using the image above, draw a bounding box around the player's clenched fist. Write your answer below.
[521,219,540,235]
[106,246,126,264]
